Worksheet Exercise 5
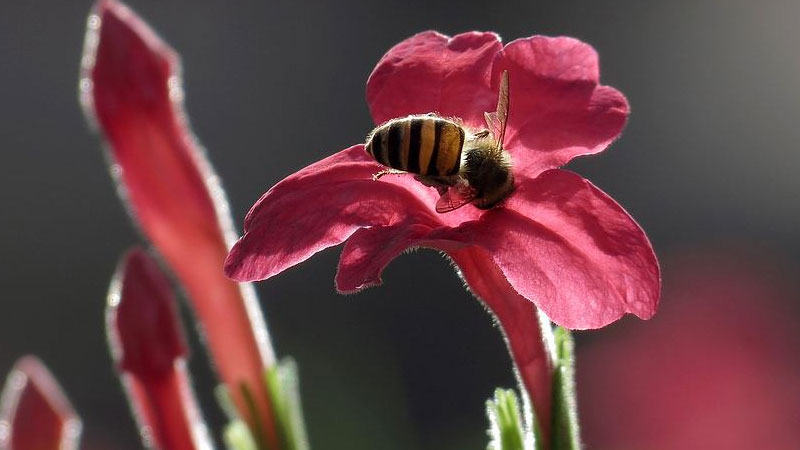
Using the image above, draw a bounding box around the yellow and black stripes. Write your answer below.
[366,115,465,177]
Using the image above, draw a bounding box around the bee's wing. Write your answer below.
[484,70,510,153]
[435,182,477,213]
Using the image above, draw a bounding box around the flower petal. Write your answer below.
[226,145,440,282]
[82,1,277,445]
[335,222,437,292]
[0,357,81,450]
[442,169,660,329]
[494,37,629,176]
[367,31,501,128]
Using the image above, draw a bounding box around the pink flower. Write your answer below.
[578,249,800,449]
[0,356,82,450]
[224,31,660,439]
[106,248,212,450]
[81,1,279,446]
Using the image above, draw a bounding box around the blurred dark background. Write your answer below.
[1,1,799,449]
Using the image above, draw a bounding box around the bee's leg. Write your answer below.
[414,175,455,195]
[414,175,445,187]
[472,129,490,139]
[372,169,406,181]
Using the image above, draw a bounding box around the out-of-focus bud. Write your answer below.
[0,356,82,450]
[80,1,279,446]
[107,248,213,450]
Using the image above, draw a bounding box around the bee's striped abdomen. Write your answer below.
[366,115,464,177]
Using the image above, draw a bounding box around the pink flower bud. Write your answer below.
[0,357,81,450]
[81,1,279,446]
[107,248,212,450]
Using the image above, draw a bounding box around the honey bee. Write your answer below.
[365,71,513,213]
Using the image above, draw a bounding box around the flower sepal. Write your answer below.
[550,327,580,450]
[216,360,309,450]
[223,420,258,450]
[486,389,526,450]
[486,326,580,450]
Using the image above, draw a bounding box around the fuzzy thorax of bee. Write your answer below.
[460,130,514,209]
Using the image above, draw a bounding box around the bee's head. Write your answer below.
[463,146,514,209]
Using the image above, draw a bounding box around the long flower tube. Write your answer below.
[450,247,554,442]
[79,1,279,447]
[107,248,213,450]
[0,356,82,450]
